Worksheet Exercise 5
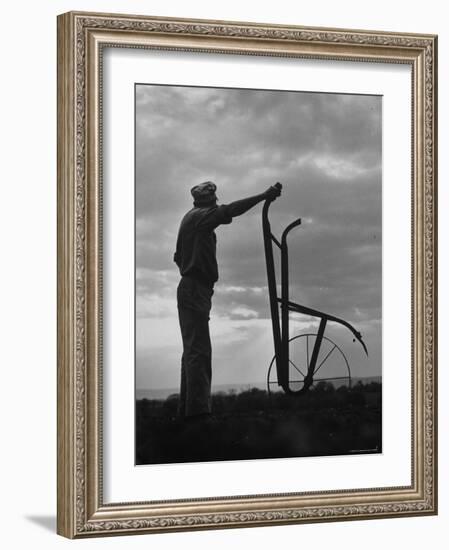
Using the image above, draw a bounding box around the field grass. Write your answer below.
[135,381,381,465]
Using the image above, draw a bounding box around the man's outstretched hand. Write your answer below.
[264,182,282,201]
[226,183,283,218]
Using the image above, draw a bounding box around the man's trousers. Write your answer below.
[177,276,214,417]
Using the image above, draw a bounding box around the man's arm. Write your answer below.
[226,185,281,218]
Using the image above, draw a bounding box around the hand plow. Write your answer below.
[262,182,368,395]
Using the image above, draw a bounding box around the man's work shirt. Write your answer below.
[174,204,232,287]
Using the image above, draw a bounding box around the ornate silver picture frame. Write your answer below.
[57,11,437,538]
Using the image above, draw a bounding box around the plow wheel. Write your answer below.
[267,333,352,396]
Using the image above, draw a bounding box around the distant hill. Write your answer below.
[136,376,382,401]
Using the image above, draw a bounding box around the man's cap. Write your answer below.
[190,181,217,204]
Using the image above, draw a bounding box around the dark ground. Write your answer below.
[135,381,382,465]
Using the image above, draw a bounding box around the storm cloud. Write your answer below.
[135,84,382,391]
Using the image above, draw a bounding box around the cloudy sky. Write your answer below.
[135,84,382,392]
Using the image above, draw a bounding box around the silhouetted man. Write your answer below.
[174,181,282,419]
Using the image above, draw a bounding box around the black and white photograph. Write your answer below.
[53,6,438,540]
[135,83,382,465]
